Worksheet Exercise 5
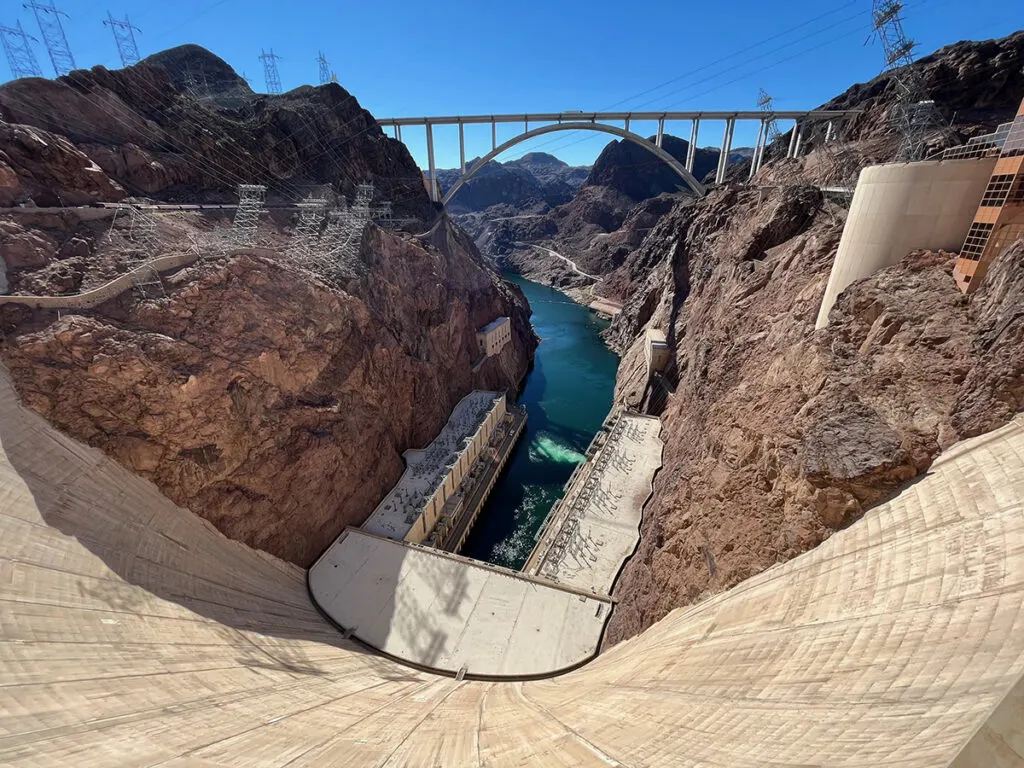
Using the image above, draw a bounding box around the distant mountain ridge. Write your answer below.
[436,152,590,214]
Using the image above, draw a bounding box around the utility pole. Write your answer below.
[0,21,43,79]
[870,0,950,161]
[23,1,75,77]
[259,48,283,94]
[103,11,141,68]
[316,51,333,86]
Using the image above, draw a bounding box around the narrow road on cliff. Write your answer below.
[516,242,600,281]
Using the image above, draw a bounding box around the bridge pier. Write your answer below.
[656,117,664,148]
[793,121,805,158]
[396,124,402,143]
[687,119,699,172]
[491,120,496,151]
[749,119,766,180]
[715,117,735,184]
[426,122,438,203]
[786,120,799,158]
[459,121,466,174]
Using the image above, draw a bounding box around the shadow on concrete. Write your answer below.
[0,370,421,684]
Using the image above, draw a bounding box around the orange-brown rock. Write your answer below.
[0,220,533,566]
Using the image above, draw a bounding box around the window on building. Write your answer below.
[961,222,994,261]
[1007,175,1024,205]
[980,174,1016,207]
[1000,116,1024,159]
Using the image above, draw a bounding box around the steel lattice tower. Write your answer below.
[23,1,75,77]
[316,51,331,86]
[757,89,782,144]
[0,21,43,79]
[103,11,141,68]
[286,199,327,266]
[230,185,267,248]
[259,48,282,94]
[870,0,949,161]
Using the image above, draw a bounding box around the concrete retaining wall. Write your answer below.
[815,157,996,329]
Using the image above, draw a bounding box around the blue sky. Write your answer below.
[3,0,1020,170]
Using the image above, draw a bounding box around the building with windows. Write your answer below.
[361,391,507,545]
[952,97,1024,292]
[476,316,511,357]
[644,328,671,379]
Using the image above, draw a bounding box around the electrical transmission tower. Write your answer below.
[757,89,782,144]
[316,51,333,86]
[230,185,267,248]
[259,48,282,94]
[870,0,949,161]
[23,1,75,77]
[286,198,327,267]
[0,21,43,79]
[103,11,141,68]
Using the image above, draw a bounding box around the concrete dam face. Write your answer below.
[2,357,1023,767]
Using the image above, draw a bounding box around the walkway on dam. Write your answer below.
[524,412,663,594]
[1,354,1023,765]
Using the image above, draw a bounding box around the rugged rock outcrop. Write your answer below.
[602,183,1024,643]
[0,220,533,566]
[436,151,590,214]
[0,46,535,566]
[0,45,432,220]
[584,135,717,200]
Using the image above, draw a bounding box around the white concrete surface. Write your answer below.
[526,413,663,594]
[815,156,997,328]
[309,529,609,676]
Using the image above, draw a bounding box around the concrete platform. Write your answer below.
[524,412,663,594]
[309,529,610,677]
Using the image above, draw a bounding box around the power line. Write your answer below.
[259,48,283,95]
[23,1,75,77]
[0,21,43,79]
[103,11,142,68]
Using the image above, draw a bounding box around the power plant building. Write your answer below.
[361,391,507,545]
[952,97,1024,292]
[476,316,511,357]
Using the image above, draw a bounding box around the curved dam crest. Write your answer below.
[461,274,619,570]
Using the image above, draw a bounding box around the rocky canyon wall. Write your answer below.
[603,184,1024,643]
[0,47,535,566]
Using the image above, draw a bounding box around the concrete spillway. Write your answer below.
[1,359,1023,766]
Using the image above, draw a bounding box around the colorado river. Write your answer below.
[461,274,619,569]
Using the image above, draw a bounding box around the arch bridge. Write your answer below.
[377,109,862,203]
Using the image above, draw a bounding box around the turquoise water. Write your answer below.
[461,275,620,570]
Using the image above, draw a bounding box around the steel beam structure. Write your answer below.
[0,21,42,79]
[103,11,141,68]
[24,1,75,76]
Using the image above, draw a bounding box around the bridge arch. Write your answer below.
[442,121,706,205]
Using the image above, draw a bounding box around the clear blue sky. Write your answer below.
[4,0,1020,170]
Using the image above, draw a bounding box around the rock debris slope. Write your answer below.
[0,360,1022,766]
